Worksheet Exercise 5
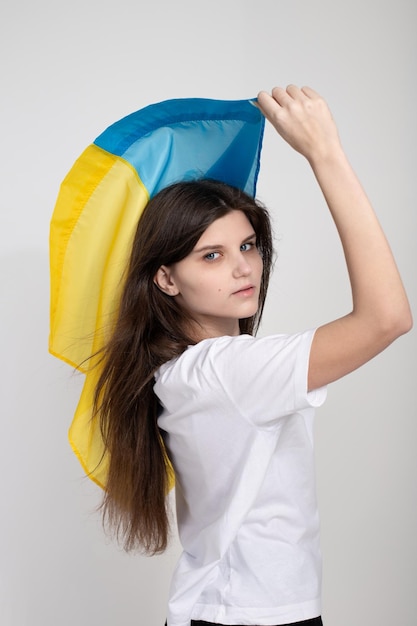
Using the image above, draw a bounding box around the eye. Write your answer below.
[240,241,255,252]
[204,251,221,261]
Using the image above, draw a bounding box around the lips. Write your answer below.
[233,285,256,296]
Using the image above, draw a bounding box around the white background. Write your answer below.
[1,1,416,625]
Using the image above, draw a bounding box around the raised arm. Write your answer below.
[257,85,412,391]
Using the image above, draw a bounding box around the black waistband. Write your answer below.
[183,617,324,626]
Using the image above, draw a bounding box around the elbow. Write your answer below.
[399,308,413,336]
[380,305,413,344]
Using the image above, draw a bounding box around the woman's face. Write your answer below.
[154,210,263,340]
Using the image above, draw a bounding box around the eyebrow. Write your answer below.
[193,233,256,255]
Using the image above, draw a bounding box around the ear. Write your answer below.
[153,265,180,296]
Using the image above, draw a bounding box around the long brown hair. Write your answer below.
[94,179,274,553]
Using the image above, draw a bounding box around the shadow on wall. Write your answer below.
[0,249,179,626]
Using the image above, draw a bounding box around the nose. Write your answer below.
[232,252,251,278]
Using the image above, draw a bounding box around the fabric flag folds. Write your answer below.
[49,97,265,488]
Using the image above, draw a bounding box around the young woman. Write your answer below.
[94,86,412,626]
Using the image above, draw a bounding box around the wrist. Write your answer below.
[307,141,348,171]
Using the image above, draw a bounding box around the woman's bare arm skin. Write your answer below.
[257,85,413,391]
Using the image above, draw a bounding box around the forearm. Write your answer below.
[309,145,412,334]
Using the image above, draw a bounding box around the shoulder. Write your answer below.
[155,329,317,388]
[154,329,325,426]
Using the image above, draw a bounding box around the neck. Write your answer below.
[188,319,240,342]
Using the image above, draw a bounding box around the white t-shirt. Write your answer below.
[154,330,327,626]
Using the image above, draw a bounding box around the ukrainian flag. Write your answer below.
[49,97,265,488]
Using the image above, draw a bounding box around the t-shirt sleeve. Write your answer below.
[155,329,326,428]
